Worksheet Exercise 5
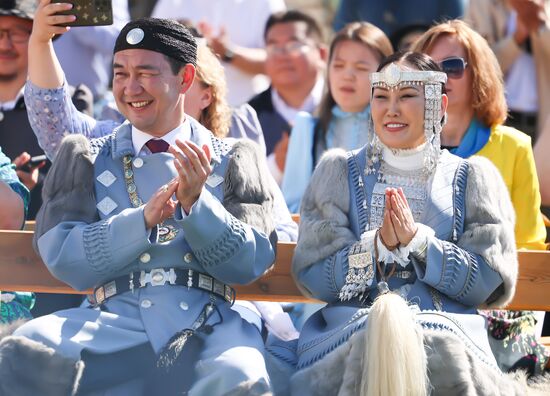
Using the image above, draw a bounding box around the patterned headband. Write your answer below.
[370,62,447,89]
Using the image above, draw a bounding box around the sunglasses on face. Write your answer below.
[438,57,468,79]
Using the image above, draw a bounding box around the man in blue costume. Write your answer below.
[0,3,278,394]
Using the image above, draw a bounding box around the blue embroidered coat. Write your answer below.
[15,120,277,394]
[290,146,517,370]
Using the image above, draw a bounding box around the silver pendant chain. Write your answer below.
[122,155,179,243]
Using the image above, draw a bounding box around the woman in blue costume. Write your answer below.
[281,22,393,213]
[288,52,546,395]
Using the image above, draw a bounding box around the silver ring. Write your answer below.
[161,184,169,193]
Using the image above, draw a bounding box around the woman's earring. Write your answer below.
[440,112,448,127]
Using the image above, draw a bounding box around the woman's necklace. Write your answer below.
[122,155,179,243]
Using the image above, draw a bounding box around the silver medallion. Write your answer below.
[158,223,178,243]
[126,28,145,45]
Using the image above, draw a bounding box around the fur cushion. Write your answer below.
[290,328,550,396]
[0,335,83,396]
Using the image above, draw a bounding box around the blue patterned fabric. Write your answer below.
[0,146,29,218]
[293,148,506,370]
[17,81,284,393]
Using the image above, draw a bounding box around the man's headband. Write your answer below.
[114,18,197,67]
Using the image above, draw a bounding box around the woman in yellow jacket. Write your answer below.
[413,20,546,251]
[414,20,549,376]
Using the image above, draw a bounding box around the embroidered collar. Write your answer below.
[382,143,426,171]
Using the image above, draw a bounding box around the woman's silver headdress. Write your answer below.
[365,63,447,174]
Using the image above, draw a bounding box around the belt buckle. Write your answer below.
[139,268,177,287]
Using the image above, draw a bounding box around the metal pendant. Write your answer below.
[158,223,179,243]
[377,281,389,295]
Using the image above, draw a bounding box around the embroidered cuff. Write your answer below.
[83,219,112,274]
[193,214,247,268]
[396,223,434,265]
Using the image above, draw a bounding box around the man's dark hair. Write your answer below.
[164,55,186,75]
[264,10,323,42]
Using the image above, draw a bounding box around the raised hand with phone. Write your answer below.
[13,152,47,190]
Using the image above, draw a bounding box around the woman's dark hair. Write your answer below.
[374,51,446,96]
[376,51,442,73]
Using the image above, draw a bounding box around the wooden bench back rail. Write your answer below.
[0,230,550,311]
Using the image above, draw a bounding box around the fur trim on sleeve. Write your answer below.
[33,135,98,253]
[223,140,277,244]
[292,149,357,286]
[458,155,517,308]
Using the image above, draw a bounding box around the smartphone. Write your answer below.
[52,0,113,27]
[16,155,47,172]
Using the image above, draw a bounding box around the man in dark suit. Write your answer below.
[249,10,326,183]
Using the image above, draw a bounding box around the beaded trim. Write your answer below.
[369,161,429,230]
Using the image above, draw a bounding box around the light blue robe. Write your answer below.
[286,145,517,392]
[15,116,277,395]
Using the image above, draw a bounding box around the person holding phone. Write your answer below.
[0,3,279,395]
[0,0,92,220]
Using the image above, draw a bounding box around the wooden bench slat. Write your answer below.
[506,250,550,311]
[0,230,549,309]
[0,231,313,301]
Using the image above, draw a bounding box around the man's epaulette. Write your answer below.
[89,134,113,156]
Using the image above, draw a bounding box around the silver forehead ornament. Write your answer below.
[126,28,145,45]
[370,62,447,89]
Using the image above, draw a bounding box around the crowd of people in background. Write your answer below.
[0,0,549,394]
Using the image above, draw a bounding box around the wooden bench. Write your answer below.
[1,229,550,348]
[1,229,550,308]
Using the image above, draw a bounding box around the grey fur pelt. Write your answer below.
[458,156,517,308]
[292,149,356,297]
[0,319,26,340]
[0,335,83,396]
[33,134,98,253]
[290,328,550,396]
[221,378,273,396]
[223,140,277,246]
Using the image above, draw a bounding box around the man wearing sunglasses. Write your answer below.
[466,0,550,141]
